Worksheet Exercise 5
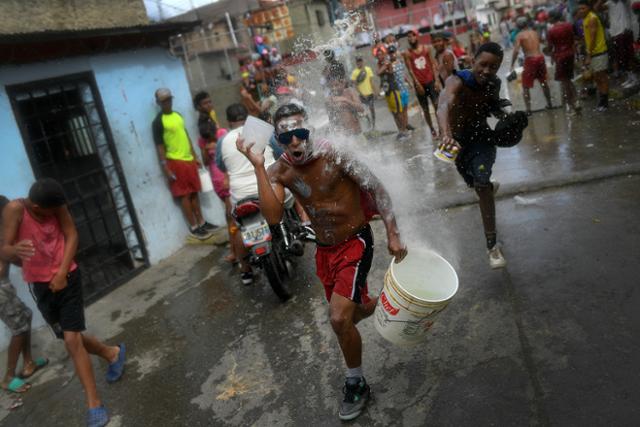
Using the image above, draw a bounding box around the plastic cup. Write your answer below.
[242,116,275,154]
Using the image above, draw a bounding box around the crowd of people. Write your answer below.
[501,0,639,113]
[0,3,637,424]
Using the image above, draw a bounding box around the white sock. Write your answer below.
[346,366,363,379]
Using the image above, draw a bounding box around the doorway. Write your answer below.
[7,72,148,303]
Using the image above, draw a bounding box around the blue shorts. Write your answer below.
[456,128,497,187]
[400,90,409,108]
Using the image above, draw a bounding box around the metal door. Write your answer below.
[7,72,149,303]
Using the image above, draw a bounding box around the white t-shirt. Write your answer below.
[608,0,633,37]
[216,126,276,203]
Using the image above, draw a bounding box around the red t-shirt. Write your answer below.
[547,22,575,60]
[406,46,435,85]
[18,201,77,283]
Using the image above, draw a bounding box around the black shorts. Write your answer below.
[31,269,85,339]
[416,81,438,109]
[359,94,375,108]
[454,127,497,187]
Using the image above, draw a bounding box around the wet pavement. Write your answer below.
[2,82,640,426]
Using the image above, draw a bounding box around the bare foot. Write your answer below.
[107,346,120,364]
[20,358,49,379]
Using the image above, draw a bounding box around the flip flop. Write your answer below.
[20,357,49,379]
[105,343,126,383]
[3,377,31,393]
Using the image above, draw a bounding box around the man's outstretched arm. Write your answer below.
[338,152,407,262]
[236,138,286,225]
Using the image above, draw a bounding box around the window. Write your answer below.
[393,0,407,8]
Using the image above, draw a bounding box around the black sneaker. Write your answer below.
[200,221,218,232]
[339,377,370,421]
[190,226,212,240]
[241,271,254,286]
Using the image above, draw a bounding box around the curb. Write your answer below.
[431,163,640,210]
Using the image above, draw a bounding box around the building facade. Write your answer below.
[0,3,224,349]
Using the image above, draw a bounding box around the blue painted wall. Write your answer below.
[0,47,225,348]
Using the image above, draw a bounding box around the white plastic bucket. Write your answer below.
[374,248,458,346]
[242,116,275,154]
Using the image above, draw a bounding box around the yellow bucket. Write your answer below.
[374,248,458,346]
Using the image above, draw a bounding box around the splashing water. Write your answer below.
[281,13,460,267]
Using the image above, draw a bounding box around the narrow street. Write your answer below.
[2,98,639,426]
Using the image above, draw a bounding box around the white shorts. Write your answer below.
[590,53,608,73]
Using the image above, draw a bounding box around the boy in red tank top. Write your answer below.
[1,179,126,427]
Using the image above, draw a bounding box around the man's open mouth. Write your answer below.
[291,151,304,160]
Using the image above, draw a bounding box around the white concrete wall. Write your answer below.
[0,47,225,349]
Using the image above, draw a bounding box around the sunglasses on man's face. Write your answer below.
[277,128,310,145]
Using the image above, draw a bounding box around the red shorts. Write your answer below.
[167,159,201,197]
[522,55,547,88]
[554,53,575,81]
[315,224,374,304]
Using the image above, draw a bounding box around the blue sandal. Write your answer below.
[4,377,31,393]
[105,343,126,383]
[86,405,109,427]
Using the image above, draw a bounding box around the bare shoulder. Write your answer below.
[4,200,23,216]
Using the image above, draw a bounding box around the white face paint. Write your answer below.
[276,117,304,134]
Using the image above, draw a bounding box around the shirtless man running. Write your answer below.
[510,17,553,114]
[237,103,407,421]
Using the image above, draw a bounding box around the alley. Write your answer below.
[2,101,639,425]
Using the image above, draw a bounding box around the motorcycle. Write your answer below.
[232,194,310,301]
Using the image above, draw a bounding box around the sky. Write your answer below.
[143,0,221,21]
